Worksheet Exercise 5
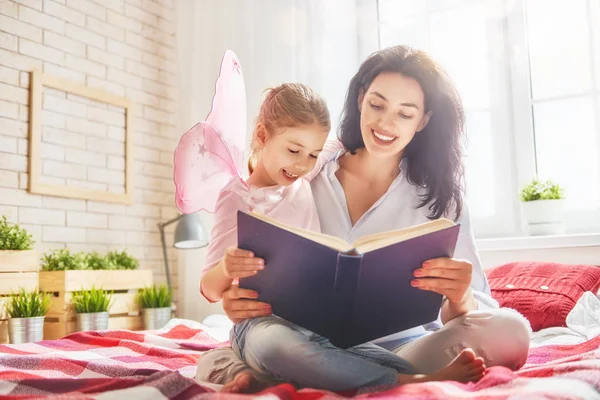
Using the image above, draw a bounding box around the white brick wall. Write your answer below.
[0,0,180,292]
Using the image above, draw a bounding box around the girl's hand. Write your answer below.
[221,246,264,279]
[223,285,272,323]
[411,257,472,305]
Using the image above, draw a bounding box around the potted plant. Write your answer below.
[520,178,566,235]
[71,286,113,332]
[85,251,117,270]
[137,284,172,330]
[41,248,88,271]
[39,249,152,339]
[6,288,51,344]
[0,216,38,272]
[106,250,139,270]
[41,249,141,271]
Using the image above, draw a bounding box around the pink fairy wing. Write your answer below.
[173,50,248,214]
[174,122,233,214]
[206,50,247,177]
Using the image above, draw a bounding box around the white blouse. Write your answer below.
[310,147,498,349]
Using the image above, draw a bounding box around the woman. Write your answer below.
[196,45,531,393]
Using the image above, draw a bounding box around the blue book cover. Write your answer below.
[237,210,460,348]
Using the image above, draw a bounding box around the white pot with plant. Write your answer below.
[137,284,172,330]
[71,287,113,331]
[520,179,566,235]
[6,289,51,344]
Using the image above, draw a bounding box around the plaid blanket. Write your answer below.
[0,320,599,399]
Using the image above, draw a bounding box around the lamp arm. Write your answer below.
[159,224,173,294]
[157,214,183,294]
[158,213,185,230]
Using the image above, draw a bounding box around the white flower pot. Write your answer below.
[521,199,565,236]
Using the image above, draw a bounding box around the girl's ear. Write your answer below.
[255,123,268,147]
[357,88,365,113]
[417,111,432,133]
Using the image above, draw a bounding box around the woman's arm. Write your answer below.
[438,265,478,324]
[414,257,478,323]
[221,285,272,323]
[412,202,498,323]
[304,139,344,182]
[441,288,478,323]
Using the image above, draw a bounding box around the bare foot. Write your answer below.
[220,370,269,393]
[429,348,486,383]
[398,348,486,385]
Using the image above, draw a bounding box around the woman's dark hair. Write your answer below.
[338,45,465,220]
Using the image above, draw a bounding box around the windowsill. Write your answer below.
[475,233,600,252]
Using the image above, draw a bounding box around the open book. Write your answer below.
[237,211,460,348]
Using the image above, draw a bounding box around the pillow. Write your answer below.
[486,262,600,332]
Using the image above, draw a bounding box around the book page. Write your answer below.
[249,211,354,253]
[353,218,455,253]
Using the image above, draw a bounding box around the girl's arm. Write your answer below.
[200,188,248,302]
[202,245,263,302]
[201,256,233,302]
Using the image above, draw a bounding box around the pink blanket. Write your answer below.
[0,324,598,399]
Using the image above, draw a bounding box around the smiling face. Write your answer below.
[358,72,431,160]
[258,124,329,186]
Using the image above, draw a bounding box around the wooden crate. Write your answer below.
[0,250,40,272]
[0,321,6,345]
[0,250,40,344]
[39,270,153,339]
[43,316,144,340]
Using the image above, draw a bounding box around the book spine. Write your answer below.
[331,253,363,349]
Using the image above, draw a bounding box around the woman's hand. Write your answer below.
[221,246,264,279]
[411,257,477,322]
[412,257,471,303]
[222,285,272,323]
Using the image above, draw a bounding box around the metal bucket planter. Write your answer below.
[76,312,109,331]
[142,307,171,330]
[8,316,44,344]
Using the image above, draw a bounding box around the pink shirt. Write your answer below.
[202,176,321,275]
[200,140,344,300]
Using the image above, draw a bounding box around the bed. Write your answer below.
[0,263,599,399]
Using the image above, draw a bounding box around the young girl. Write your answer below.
[200,83,331,303]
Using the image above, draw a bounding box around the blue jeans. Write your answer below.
[230,315,416,392]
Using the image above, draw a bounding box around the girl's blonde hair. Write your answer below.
[248,83,330,174]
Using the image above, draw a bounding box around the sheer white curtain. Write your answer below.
[292,0,361,132]
[175,0,363,320]
[177,0,362,140]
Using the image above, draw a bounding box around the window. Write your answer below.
[524,0,600,230]
[377,0,600,237]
